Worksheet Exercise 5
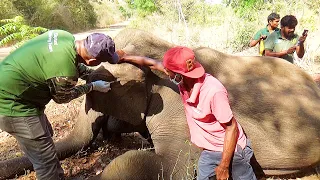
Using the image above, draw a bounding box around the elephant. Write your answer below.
[84,28,320,179]
[1,28,320,179]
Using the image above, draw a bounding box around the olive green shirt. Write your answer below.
[253,26,280,40]
[264,30,299,63]
[0,30,92,116]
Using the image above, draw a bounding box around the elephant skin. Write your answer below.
[85,28,320,179]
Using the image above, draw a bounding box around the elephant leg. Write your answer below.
[101,115,152,144]
[92,150,164,180]
[101,115,121,140]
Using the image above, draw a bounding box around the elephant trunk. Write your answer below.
[55,100,103,159]
[91,150,164,180]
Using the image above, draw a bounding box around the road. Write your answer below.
[0,20,130,60]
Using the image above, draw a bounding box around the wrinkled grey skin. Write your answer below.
[86,29,320,179]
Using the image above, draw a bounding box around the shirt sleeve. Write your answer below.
[253,30,262,40]
[77,63,94,80]
[47,76,93,104]
[264,33,275,51]
[210,90,233,124]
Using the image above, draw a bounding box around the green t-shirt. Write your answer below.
[264,30,299,63]
[253,26,280,40]
[0,30,78,116]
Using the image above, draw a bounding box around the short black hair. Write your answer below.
[268,13,280,23]
[280,15,298,27]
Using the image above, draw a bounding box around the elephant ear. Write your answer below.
[86,63,149,125]
[98,150,165,180]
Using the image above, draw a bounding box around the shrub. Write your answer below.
[0,16,48,48]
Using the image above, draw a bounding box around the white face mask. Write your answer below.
[169,73,183,85]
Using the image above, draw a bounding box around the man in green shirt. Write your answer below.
[0,30,119,180]
[264,15,307,63]
[249,12,280,55]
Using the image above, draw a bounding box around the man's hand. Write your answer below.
[260,35,267,40]
[298,34,307,44]
[286,46,297,54]
[215,165,229,180]
[116,49,126,63]
[92,80,111,92]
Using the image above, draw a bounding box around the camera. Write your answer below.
[302,29,308,36]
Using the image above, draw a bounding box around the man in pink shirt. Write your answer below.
[119,46,256,180]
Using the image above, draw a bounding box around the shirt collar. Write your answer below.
[180,75,206,104]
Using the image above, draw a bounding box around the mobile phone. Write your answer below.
[302,29,308,36]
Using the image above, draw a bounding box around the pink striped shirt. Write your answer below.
[179,73,247,152]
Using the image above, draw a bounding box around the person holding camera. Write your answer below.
[264,15,307,63]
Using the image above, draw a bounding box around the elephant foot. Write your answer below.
[136,131,153,146]
[102,132,122,142]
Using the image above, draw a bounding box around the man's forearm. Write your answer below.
[78,63,94,80]
[265,50,287,58]
[52,83,93,104]
[122,55,166,73]
[220,117,238,168]
[249,39,259,47]
[296,44,305,58]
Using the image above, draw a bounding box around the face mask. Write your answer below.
[170,73,183,85]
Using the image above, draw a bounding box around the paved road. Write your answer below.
[0,20,130,60]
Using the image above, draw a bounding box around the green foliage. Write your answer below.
[231,0,263,21]
[187,3,226,26]
[55,0,97,31]
[3,0,97,32]
[0,16,48,48]
[229,20,256,52]
[11,0,43,20]
[119,6,133,19]
[90,0,127,28]
[0,0,20,19]
[127,0,157,17]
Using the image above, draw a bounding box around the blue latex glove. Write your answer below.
[92,80,111,93]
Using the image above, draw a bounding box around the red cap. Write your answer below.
[163,46,205,78]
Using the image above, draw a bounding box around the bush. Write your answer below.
[90,0,127,28]
[128,0,157,17]
[0,16,48,47]
[9,0,97,32]
[0,0,20,19]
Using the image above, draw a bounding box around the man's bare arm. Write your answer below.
[265,46,296,58]
[118,51,167,74]
[215,117,238,180]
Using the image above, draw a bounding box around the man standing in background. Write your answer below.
[264,15,307,63]
[249,13,280,55]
